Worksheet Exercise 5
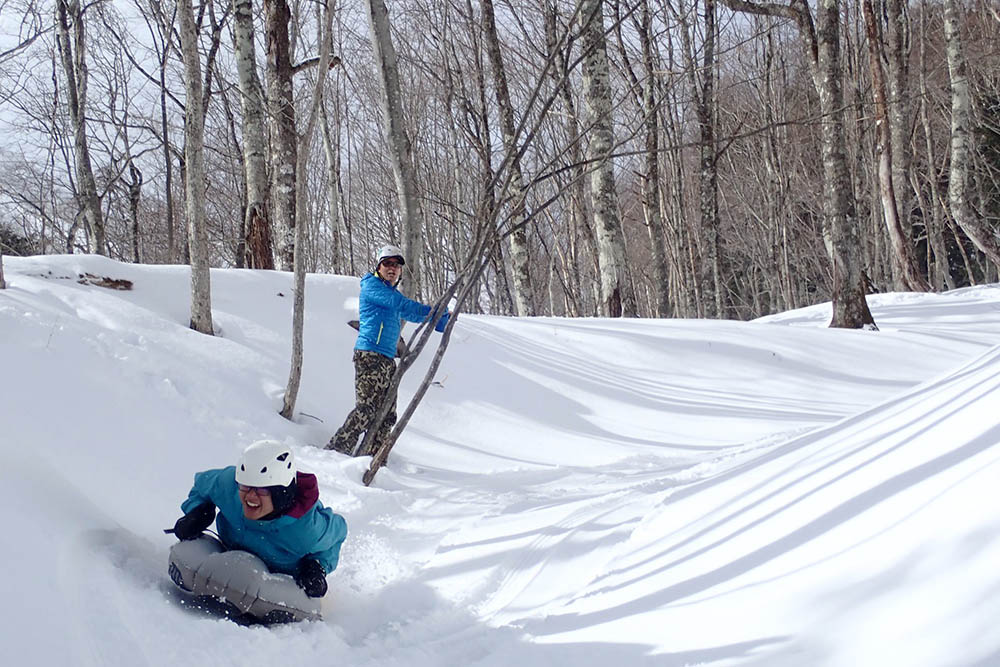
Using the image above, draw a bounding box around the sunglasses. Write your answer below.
[238,484,271,496]
[381,259,402,268]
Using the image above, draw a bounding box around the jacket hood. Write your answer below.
[286,471,320,519]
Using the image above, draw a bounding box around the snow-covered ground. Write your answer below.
[2,254,999,666]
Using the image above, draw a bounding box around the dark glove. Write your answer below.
[294,557,328,598]
[434,310,450,333]
[172,502,216,541]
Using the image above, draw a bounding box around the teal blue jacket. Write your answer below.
[355,272,448,358]
[180,466,347,575]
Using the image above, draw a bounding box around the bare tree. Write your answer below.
[942,0,1000,266]
[861,0,927,291]
[281,0,335,420]
[55,0,105,255]
[177,0,214,335]
[233,0,274,269]
[482,0,534,316]
[720,0,876,328]
[366,0,424,296]
[579,0,636,317]
[613,0,670,317]
[265,0,297,271]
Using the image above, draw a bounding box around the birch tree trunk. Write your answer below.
[579,0,636,317]
[265,0,297,271]
[943,0,1000,266]
[545,1,600,314]
[721,0,875,328]
[0,250,6,289]
[861,0,927,291]
[366,0,423,296]
[281,0,334,420]
[178,0,214,335]
[55,0,105,255]
[482,0,534,316]
[638,1,669,318]
[234,0,274,270]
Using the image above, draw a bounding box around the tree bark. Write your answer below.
[482,0,534,316]
[943,0,1000,266]
[366,0,423,296]
[55,0,105,255]
[128,163,142,263]
[281,0,334,420]
[637,1,670,318]
[321,100,346,274]
[545,1,599,314]
[265,0,297,271]
[178,0,214,335]
[579,0,636,317]
[0,249,6,289]
[861,0,927,291]
[234,0,274,270]
[677,0,723,316]
[721,0,875,328]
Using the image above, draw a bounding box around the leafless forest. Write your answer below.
[1,0,999,324]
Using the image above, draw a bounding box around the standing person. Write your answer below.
[171,439,347,598]
[327,243,450,457]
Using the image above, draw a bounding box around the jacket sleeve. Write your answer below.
[307,508,349,573]
[364,276,432,323]
[180,468,229,514]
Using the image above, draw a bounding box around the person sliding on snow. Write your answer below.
[171,440,347,598]
[326,243,450,457]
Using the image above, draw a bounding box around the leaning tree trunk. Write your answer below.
[579,0,636,317]
[483,0,534,316]
[265,0,297,271]
[366,0,423,296]
[55,0,105,255]
[234,0,274,270]
[178,0,214,335]
[943,0,1000,266]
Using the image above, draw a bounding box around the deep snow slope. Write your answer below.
[1,254,998,667]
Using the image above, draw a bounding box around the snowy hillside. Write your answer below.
[1,254,999,666]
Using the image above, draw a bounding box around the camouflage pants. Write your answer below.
[329,349,397,456]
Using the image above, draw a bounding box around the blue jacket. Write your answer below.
[180,466,347,575]
[355,272,448,359]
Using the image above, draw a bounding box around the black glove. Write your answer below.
[294,557,328,598]
[172,502,216,541]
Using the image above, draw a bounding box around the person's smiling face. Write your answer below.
[238,484,274,520]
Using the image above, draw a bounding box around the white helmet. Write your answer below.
[236,440,296,487]
[376,244,405,266]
